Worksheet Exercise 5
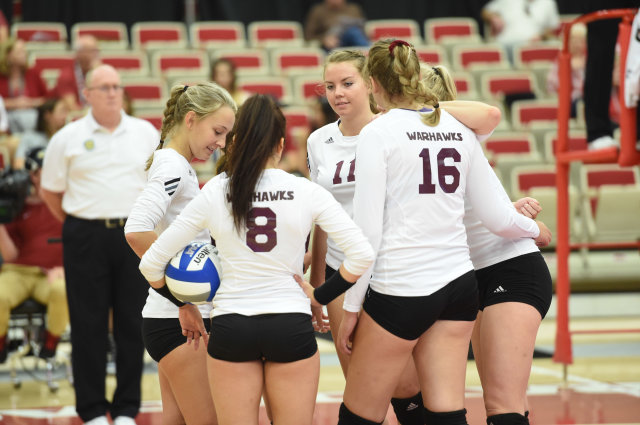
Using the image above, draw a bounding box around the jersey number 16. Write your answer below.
[418,148,461,194]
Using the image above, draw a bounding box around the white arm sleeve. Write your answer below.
[343,128,387,312]
[139,191,211,282]
[466,142,540,238]
[125,168,175,234]
[311,184,374,276]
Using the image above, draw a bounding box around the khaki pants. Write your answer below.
[0,264,68,336]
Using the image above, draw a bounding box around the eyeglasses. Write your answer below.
[87,84,124,93]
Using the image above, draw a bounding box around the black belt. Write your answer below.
[71,216,128,229]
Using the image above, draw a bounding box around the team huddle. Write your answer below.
[125,39,552,425]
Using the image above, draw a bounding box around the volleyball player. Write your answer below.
[307,49,510,424]
[125,83,236,425]
[324,39,551,425]
[423,64,553,425]
[138,94,374,425]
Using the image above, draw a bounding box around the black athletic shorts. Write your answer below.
[476,252,552,319]
[363,270,479,341]
[207,313,318,363]
[142,317,212,363]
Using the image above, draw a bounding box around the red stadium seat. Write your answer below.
[543,130,587,162]
[511,99,558,129]
[292,75,325,103]
[190,21,246,50]
[71,22,128,49]
[134,107,165,131]
[29,51,76,72]
[12,22,67,42]
[510,164,582,245]
[450,71,478,100]
[414,45,449,67]
[131,22,188,50]
[101,51,149,77]
[152,50,209,77]
[513,42,561,69]
[282,105,312,153]
[580,165,640,242]
[424,17,481,45]
[483,132,543,194]
[452,43,510,71]
[122,77,167,108]
[247,21,304,47]
[365,19,422,44]
[270,47,325,76]
[211,49,270,76]
[480,71,539,100]
[237,76,292,104]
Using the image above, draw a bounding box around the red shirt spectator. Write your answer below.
[5,201,63,269]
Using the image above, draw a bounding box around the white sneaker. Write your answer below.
[588,135,619,150]
[113,416,136,425]
[85,416,109,425]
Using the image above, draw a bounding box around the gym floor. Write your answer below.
[1,296,639,425]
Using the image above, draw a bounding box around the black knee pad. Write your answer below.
[487,413,529,425]
[391,392,424,425]
[424,407,468,425]
[338,403,384,425]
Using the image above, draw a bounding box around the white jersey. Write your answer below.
[139,168,374,318]
[125,148,211,319]
[307,120,359,269]
[464,156,539,270]
[345,109,540,311]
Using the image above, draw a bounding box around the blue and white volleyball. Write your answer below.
[165,242,222,304]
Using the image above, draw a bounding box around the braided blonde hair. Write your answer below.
[366,39,440,126]
[420,63,457,102]
[145,82,237,170]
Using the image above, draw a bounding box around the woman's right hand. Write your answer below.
[178,304,209,350]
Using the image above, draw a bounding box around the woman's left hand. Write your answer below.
[338,311,359,355]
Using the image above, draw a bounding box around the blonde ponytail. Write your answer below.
[366,39,441,126]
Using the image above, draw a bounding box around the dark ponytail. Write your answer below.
[226,94,286,231]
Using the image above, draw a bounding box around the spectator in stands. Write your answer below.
[546,23,587,118]
[13,97,69,169]
[55,35,100,111]
[583,0,639,150]
[0,38,48,132]
[482,0,560,60]
[210,58,249,106]
[304,0,369,52]
[0,146,68,364]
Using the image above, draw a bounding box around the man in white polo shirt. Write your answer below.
[40,64,158,425]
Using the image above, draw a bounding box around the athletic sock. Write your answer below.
[391,392,424,425]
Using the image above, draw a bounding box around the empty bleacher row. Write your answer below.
[10,19,640,273]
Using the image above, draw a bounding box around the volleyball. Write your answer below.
[165,242,222,304]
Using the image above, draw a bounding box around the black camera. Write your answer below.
[0,169,31,223]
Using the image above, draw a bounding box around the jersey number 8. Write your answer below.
[246,207,277,252]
